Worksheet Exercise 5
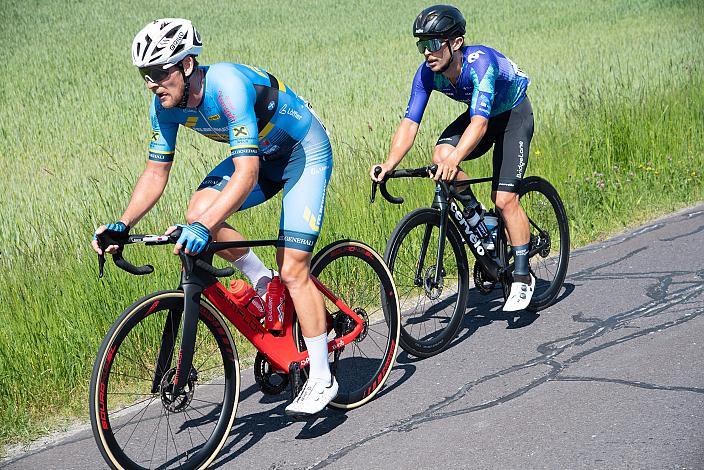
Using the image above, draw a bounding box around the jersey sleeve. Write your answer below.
[403,64,434,124]
[211,72,259,159]
[148,99,179,162]
[468,54,497,119]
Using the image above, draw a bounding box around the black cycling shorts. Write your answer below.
[436,97,534,193]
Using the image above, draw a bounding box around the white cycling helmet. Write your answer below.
[132,18,202,69]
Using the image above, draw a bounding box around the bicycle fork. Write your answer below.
[150,276,203,395]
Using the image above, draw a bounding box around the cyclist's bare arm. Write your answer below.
[450,115,488,162]
[119,160,173,227]
[91,160,172,255]
[195,156,259,230]
[434,115,488,182]
[370,118,419,181]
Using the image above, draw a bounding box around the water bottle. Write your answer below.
[265,276,286,332]
[229,279,266,319]
[483,212,499,251]
[463,204,491,239]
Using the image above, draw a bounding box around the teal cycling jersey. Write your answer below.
[148,63,313,162]
[405,45,530,122]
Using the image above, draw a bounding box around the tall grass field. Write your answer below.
[1,0,702,448]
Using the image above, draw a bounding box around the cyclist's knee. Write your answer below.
[185,208,205,225]
[279,262,309,290]
[278,250,311,289]
[494,191,519,212]
[432,145,454,164]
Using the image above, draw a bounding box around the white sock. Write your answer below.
[231,249,271,287]
[303,333,332,384]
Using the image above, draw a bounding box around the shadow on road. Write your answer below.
[212,358,417,467]
[444,281,576,350]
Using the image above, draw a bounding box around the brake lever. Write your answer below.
[98,253,106,278]
[370,166,382,203]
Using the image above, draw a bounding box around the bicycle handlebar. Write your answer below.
[370,164,474,205]
[96,229,235,279]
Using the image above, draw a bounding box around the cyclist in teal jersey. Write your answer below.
[370,5,536,311]
[91,18,336,415]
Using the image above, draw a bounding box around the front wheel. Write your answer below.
[295,240,400,410]
[384,208,469,358]
[89,291,240,470]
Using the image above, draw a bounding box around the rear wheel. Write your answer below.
[295,240,400,409]
[90,291,239,470]
[501,176,570,310]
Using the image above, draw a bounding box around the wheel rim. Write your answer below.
[307,242,399,408]
[93,294,237,470]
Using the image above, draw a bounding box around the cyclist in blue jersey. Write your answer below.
[370,5,535,311]
[91,18,336,415]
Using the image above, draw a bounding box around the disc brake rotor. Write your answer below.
[160,368,196,413]
[423,265,444,300]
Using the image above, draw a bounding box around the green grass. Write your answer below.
[1,0,703,448]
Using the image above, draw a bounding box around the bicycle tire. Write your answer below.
[294,239,400,410]
[384,208,469,358]
[507,176,570,311]
[90,291,240,470]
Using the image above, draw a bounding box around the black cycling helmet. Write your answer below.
[413,4,466,39]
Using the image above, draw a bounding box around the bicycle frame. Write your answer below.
[372,168,551,290]
[151,239,366,394]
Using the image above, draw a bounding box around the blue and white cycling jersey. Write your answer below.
[148,63,313,162]
[146,62,332,252]
[405,45,530,123]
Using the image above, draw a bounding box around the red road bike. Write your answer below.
[89,229,400,469]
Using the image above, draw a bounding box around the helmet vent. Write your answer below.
[141,36,152,59]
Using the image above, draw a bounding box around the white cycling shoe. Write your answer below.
[285,377,339,417]
[502,274,535,312]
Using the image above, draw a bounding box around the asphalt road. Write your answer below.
[3,205,703,469]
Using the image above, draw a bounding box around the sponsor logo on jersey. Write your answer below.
[279,104,302,120]
[467,49,486,64]
[232,126,249,136]
[267,100,276,111]
[261,144,280,155]
[151,132,160,142]
[278,234,314,247]
[310,165,329,175]
[207,114,220,121]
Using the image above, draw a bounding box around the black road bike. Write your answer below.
[371,165,570,358]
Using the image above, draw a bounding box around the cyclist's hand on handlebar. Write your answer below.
[369,163,393,182]
[167,222,211,255]
[432,157,461,182]
[92,221,130,255]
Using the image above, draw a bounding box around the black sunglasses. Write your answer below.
[138,64,175,83]
[416,38,447,54]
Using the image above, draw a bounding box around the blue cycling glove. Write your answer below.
[176,222,211,255]
[93,221,130,240]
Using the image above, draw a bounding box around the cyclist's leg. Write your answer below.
[187,157,281,263]
[274,116,337,414]
[491,97,534,247]
[434,111,496,196]
[490,97,535,309]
